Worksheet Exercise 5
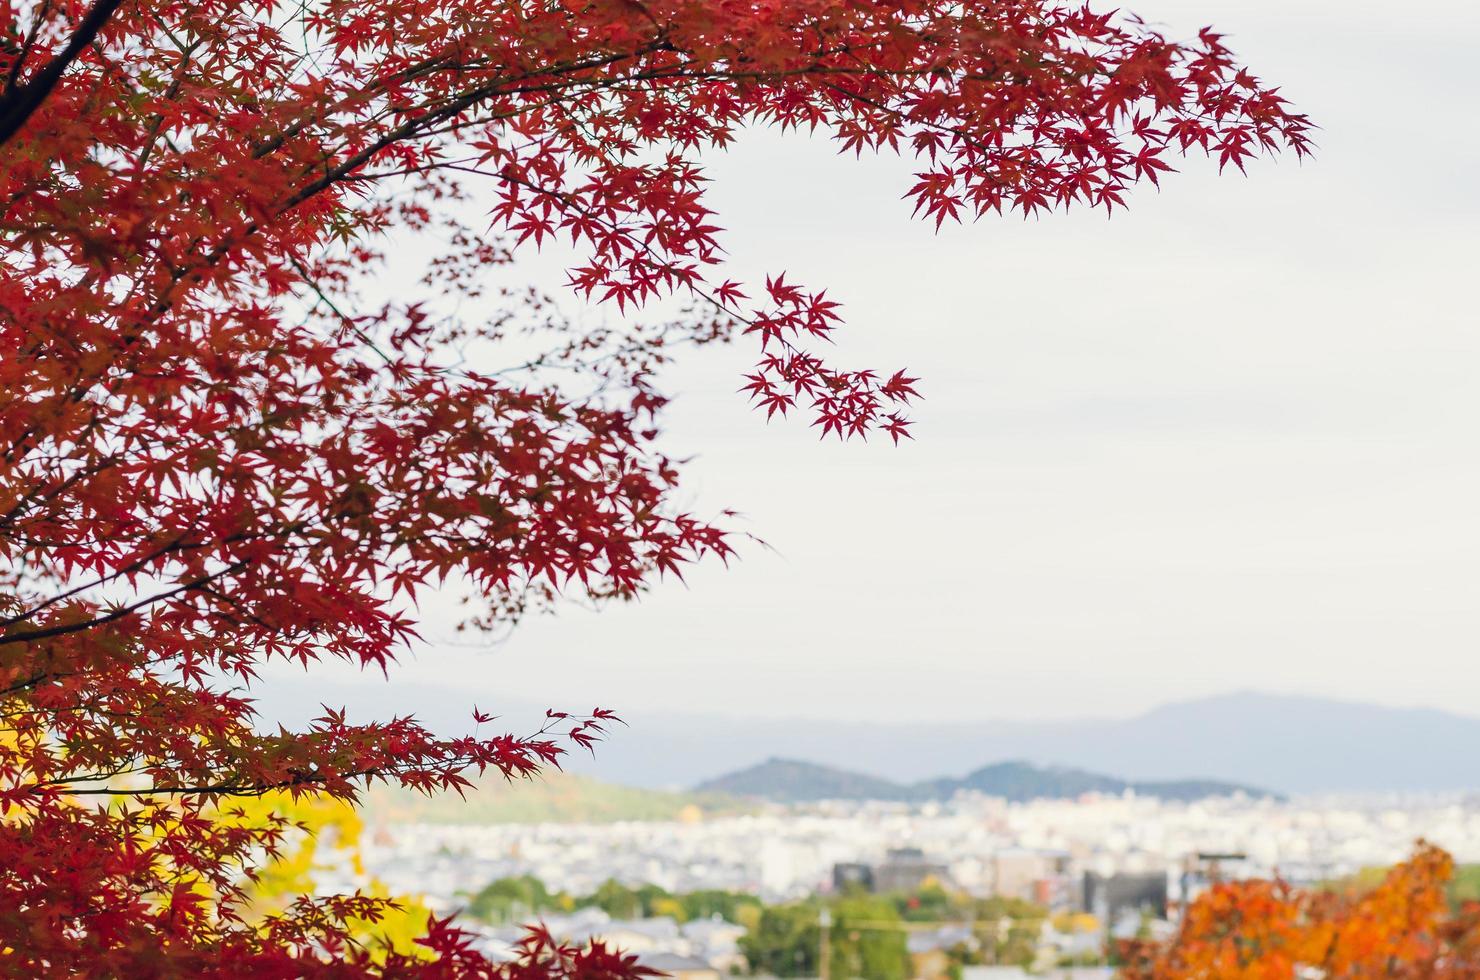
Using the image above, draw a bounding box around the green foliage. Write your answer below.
[895,881,955,921]
[680,890,764,925]
[891,884,1043,926]
[891,885,1047,971]
[997,918,1044,967]
[576,880,679,920]
[462,873,1050,976]
[965,896,1048,969]
[1450,865,1480,908]
[466,875,763,930]
[964,895,1047,922]
[830,896,910,980]
[736,896,911,980]
[738,902,821,978]
[466,875,559,925]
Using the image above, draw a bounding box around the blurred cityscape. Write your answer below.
[323,789,1480,978]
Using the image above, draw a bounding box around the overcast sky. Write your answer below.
[262,0,1480,727]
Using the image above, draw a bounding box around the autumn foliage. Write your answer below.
[1121,842,1480,980]
[1,0,1308,972]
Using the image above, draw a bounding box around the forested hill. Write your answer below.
[365,772,753,824]
[696,757,1277,804]
[692,757,912,802]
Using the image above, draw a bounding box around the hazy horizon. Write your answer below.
[254,684,1480,795]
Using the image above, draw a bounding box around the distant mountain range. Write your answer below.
[362,759,1272,824]
[694,757,1276,803]
[256,686,1480,795]
[543,691,1480,795]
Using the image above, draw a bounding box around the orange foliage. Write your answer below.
[1122,842,1480,979]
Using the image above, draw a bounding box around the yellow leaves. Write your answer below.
[227,790,436,962]
[228,791,367,904]
[649,896,687,922]
[1051,911,1101,934]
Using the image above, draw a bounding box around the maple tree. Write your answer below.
[0,0,1310,973]
[1120,842,1480,979]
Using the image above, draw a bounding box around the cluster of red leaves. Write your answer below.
[1,0,1306,973]
[1120,842,1480,980]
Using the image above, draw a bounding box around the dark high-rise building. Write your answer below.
[832,848,950,894]
[1082,871,1169,922]
[873,847,950,894]
[832,862,874,893]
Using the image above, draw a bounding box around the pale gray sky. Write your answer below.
[263,0,1480,725]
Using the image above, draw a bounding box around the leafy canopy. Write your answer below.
[0,0,1308,973]
[1120,842,1480,979]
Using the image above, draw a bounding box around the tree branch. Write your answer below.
[0,0,127,146]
